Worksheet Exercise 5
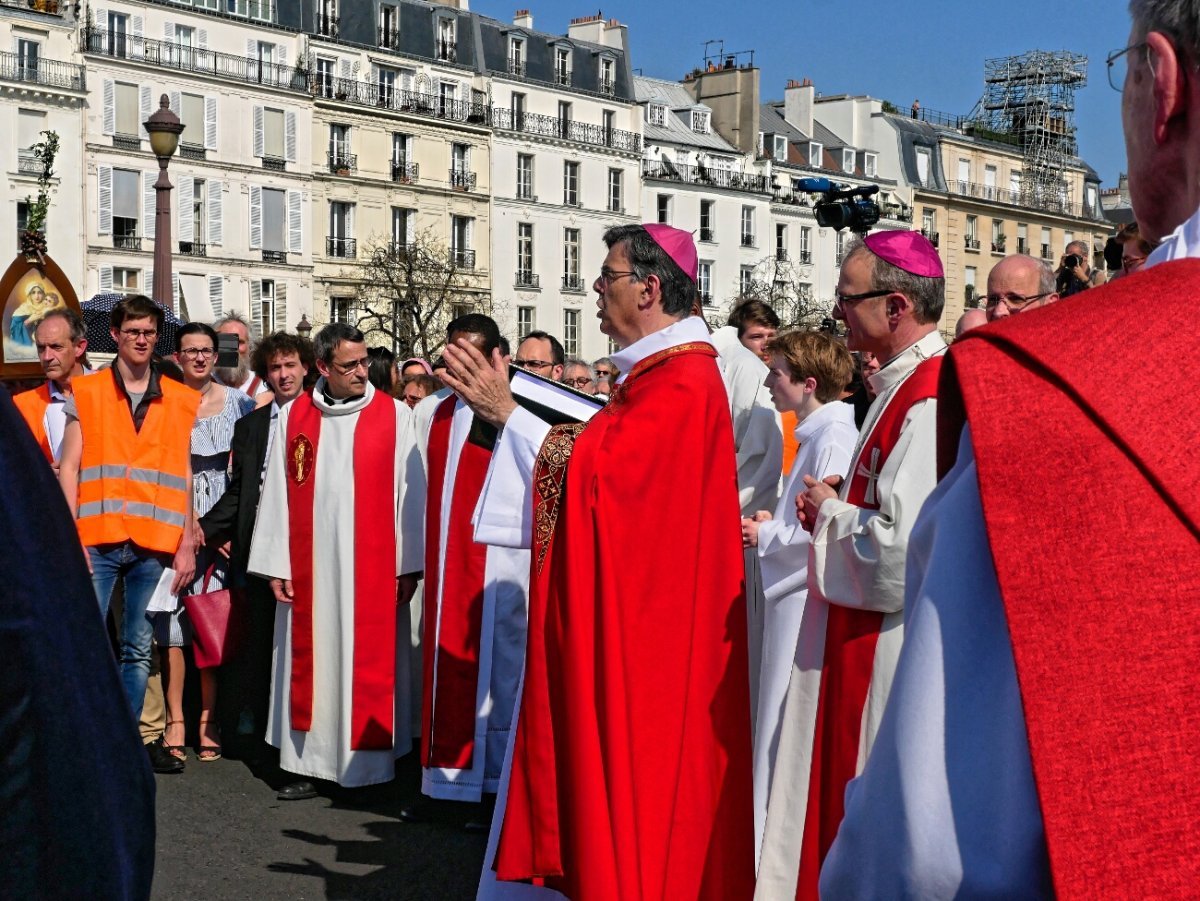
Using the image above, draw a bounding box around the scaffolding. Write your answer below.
[968,50,1087,211]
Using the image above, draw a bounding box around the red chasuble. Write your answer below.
[284,389,398,751]
[495,343,756,901]
[420,395,492,769]
[937,260,1200,899]
[796,356,942,899]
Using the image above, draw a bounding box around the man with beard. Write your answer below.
[215,313,272,404]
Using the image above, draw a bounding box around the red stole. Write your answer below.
[420,396,492,769]
[796,356,942,898]
[938,260,1200,898]
[284,389,398,751]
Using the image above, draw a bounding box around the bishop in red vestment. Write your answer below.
[443,224,755,901]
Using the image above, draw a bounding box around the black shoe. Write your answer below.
[463,795,496,833]
[398,797,436,823]
[277,780,318,801]
[146,738,185,774]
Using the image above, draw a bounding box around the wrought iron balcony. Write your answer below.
[112,134,141,151]
[776,248,789,262]
[114,235,142,251]
[508,56,525,76]
[451,248,476,270]
[262,156,286,171]
[700,292,714,306]
[991,240,1007,253]
[699,227,714,243]
[516,184,536,201]
[1041,244,1053,260]
[0,50,84,91]
[599,79,615,96]
[17,154,39,175]
[965,237,981,251]
[881,203,913,222]
[641,159,768,193]
[315,77,491,126]
[1017,239,1029,254]
[944,179,1088,219]
[799,250,813,264]
[379,29,400,50]
[492,108,641,153]
[316,12,339,38]
[179,241,207,257]
[437,40,457,63]
[562,274,586,292]
[555,69,570,86]
[179,144,207,161]
[450,168,477,191]
[262,249,287,263]
[326,237,356,259]
[391,161,418,183]
[515,271,539,288]
[386,241,411,261]
[741,233,755,248]
[563,194,580,208]
[82,28,307,93]
[328,152,357,174]
[921,229,940,248]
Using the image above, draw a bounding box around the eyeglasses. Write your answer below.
[983,292,1052,313]
[330,358,368,375]
[513,358,554,371]
[120,328,158,340]
[1107,41,1149,91]
[833,288,892,308]
[596,268,639,289]
[178,347,215,359]
[563,377,593,388]
[594,368,613,378]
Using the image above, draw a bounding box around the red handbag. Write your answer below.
[182,564,239,669]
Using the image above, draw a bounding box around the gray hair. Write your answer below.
[35,307,86,342]
[1066,240,1090,259]
[1129,1,1200,58]
[602,224,695,318]
[842,237,946,325]
[313,322,365,365]
[214,311,254,340]
[563,358,593,375]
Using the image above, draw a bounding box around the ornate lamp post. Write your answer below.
[144,94,184,310]
[296,314,313,339]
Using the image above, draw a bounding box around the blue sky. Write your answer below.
[472,0,1133,187]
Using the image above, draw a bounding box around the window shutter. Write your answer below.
[171,272,180,316]
[178,175,193,242]
[197,29,208,49]
[246,38,257,59]
[102,79,115,135]
[339,58,351,79]
[276,45,287,67]
[466,218,474,250]
[169,90,181,115]
[275,282,287,333]
[253,106,264,158]
[99,266,113,293]
[130,15,144,60]
[142,170,155,239]
[144,266,153,300]
[208,274,223,317]
[98,165,112,235]
[249,184,262,249]
[287,189,302,253]
[207,180,222,246]
[285,111,296,162]
[139,85,152,139]
[164,22,174,42]
[249,279,262,337]
[95,8,108,52]
[204,96,217,150]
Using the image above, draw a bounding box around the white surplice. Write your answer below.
[418,397,530,802]
[248,380,426,787]
[755,330,946,899]
[751,400,857,865]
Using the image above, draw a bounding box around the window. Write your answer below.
[260,107,285,161]
[438,81,457,117]
[114,82,139,139]
[517,154,534,200]
[922,208,936,236]
[740,265,754,295]
[563,228,581,289]
[699,200,715,242]
[964,266,977,304]
[315,57,335,98]
[17,109,45,165]
[557,101,572,139]
[691,110,710,134]
[516,223,534,283]
[965,214,979,250]
[390,207,412,250]
[775,223,787,260]
[800,226,812,263]
[517,306,535,338]
[16,200,30,236]
[1010,170,1022,202]
[108,11,128,58]
[809,142,823,167]
[916,147,931,185]
[511,91,526,127]
[391,132,413,180]
[1017,222,1029,254]
[957,158,970,191]
[740,206,754,246]
[452,142,471,178]
[261,187,286,253]
[647,103,666,127]
[984,164,998,200]
[331,297,353,324]
[437,16,456,61]
[599,57,615,93]
[187,178,206,249]
[602,109,615,145]
[451,215,473,267]
[563,161,579,206]
[697,262,712,303]
[836,231,847,264]
[842,149,855,172]
[555,47,571,85]
[16,39,38,81]
[562,309,579,356]
[377,66,398,106]
[864,152,878,178]
[255,279,276,335]
[113,268,139,292]
[1041,226,1052,259]
[509,37,525,75]
[657,195,671,225]
[175,93,208,153]
[112,168,141,244]
[991,218,1005,252]
[380,3,399,48]
[328,200,354,257]
[773,135,787,162]
[607,168,622,213]
[1086,184,1098,215]
[329,123,350,166]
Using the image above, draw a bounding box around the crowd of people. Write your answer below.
[4,2,1198,897]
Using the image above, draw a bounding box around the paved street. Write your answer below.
[153,751,487,900]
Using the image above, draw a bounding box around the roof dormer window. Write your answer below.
[691,110,710,134]
[599,56,615,95]
[647,103,666,127]
[509,37,525,76]
[555,46,571,86]
[773,134,787,161]
[842,148,856,172]
[809,141,823,167]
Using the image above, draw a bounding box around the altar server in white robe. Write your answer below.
[756,232,947,899]
[740,330,857,867]
[249,323,425,799]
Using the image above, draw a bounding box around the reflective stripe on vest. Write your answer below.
[77,499,187,528]
[80,464,189,492]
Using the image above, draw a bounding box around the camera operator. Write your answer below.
[1055,240,1095,297]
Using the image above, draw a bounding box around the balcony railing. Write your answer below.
[450,168,477,191]
[451,248,476,270]
[944,179,1089,219]
[112,134,141,151]
[1017,238,1029,254]
[641,159,768,193]
[516,184,536,201]
[326,237,356,258]
[437,40,457,62]
[508,56,525,76]
[386,241,411,261]
[328,152,357,174]
[775,248,789,262]
[114,235,142,251]
[921,228,940,248]
[699,227,714,243]
[965,237,981,251]
[17,154,39,174]
[515,271,539,288]
[599,79,615,96]
[316,12,339,38]
[82,29,307,93]
[555,69,570,86]
[262,249,287,263]
[262,156,286,171]
[562,274,586,292]
[1041,244,1053,260]
[881,203,913,222]
[179,241,207,257]
[0,50,85,91]
[1,0,63,15]
[315,77,491,125]
[391,161,419,183]
[741,233,755,248]
[492,107,641,153]
[179,144,207,161]
[991,240,1007,253]
[379,29,400,50]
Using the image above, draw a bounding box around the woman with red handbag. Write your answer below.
[153,323,255,764]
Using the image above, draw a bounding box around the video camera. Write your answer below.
[795,177,881,235]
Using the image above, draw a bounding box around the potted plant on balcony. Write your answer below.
[20,130,58,264]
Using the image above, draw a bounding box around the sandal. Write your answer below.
[198,718,222,762]
[162,719,188,761]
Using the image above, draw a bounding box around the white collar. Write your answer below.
[794,398,856,442]
[1146,204,1200,267]
[608,316,715,384]
[312,377,375,415]
[868,331,947,398]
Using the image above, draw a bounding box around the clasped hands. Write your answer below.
[796,474,843,534]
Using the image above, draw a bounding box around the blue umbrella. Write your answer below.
[81,293,183,356]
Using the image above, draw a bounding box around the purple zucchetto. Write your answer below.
[643,223,698,284]
[863,230,945,278]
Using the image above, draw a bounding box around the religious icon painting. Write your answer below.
[0,252,79,379]
[288,433,315,485]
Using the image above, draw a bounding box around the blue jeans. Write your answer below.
[89,541,171,721]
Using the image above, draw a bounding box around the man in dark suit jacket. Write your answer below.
[200,332,313,755]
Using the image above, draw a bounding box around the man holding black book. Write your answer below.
[442,224,754,899]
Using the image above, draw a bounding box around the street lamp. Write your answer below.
[296,314,313,339]
[144,94,184,312]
